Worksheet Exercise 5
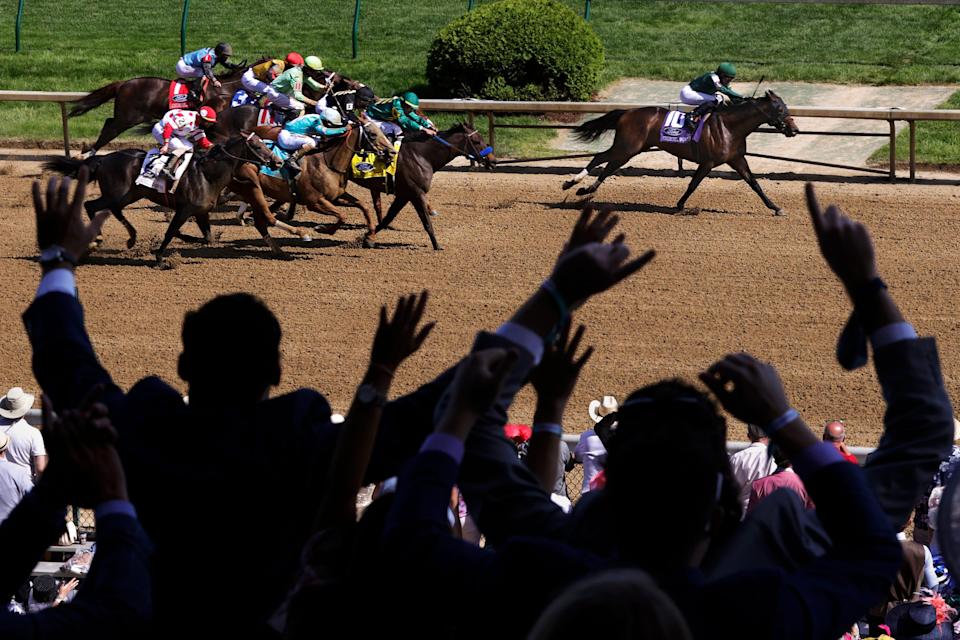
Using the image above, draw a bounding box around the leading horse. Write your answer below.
[562,91,799,215]
[68,64,252,157]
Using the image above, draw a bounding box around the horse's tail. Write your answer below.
[68,81,124,117]
[42,156,102,183]
[572,109,627,143]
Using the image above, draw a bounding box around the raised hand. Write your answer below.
[805,183,879,293]
[699,353,791,428]
[39,390,128,508]
[562,205,622,255]
[550,239,655,309]
[369,291,435,375]
[32,168,109,263]
[531,324,594,423]
[449,348,518,417]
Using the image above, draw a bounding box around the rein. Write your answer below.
[212,133,274,167]
[430,131,492,161]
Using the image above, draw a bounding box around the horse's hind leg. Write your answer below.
[86,117,133,157]
[562,149,612,191]
[411,192,441,251]
[675,163,714,212]
[727,155,783,216]
[374,195,410,236]
[155,207,192,263]
[111,208,138,248]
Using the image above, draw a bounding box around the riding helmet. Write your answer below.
[320,106,343,126]
[214,42,233,58]
[198,106,218,123]
[401,91,420,109]
[717,62,737,78]
[285,52,305,67]
[304,55,323,71]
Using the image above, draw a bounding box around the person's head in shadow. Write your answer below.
[527,568,692,640]
[178,293,282,407]
[603,379,737,572]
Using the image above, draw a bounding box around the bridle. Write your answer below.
[431,126,493,163]
[209,131,278,168]
[747,98,791,133]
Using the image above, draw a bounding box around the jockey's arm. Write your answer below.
[201,60,217,82]
[196,135,213,150]
[718,84,744,100]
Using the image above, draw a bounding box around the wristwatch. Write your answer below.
[39,245,79,268]
[356,384,387,408]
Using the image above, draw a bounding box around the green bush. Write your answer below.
[426,0,604,101]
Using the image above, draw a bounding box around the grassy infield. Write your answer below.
[1,0,958,164]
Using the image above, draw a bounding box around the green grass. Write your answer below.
[870,90,960,168]
[2,0,959,157]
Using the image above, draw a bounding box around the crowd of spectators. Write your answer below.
[1,167,958,639]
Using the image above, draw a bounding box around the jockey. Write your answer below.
[241,57,286,104]
[268,53,321,118]
[277,106,351,172]
[176,43,238,99]
[366,91,436,140]
[145,106,217,180]
[680,62,744,126]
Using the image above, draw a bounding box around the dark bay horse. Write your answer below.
[43,133,290,263]
[68,65,251,157]
[362,124,495,250]
[562,91,799,215]
[230,121,395,243]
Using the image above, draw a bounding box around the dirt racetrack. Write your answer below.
[1,162,958,446]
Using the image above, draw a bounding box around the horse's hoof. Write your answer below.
[575,187,590,196]
[562,180,575,191]
[773,208,786,217]
[153,258,174,271]
[126,237,137,250]
[362,236,376,249]
[314,224,337,235]
[430,210,439,218]
[433,245,444,251]
[300,233,313,243]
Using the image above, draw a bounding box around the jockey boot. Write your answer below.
[190,78,205,105]
[160,154,180,180]
[283,146,312,174]
[687,102,713,130]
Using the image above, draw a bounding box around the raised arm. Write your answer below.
[525,325,593,493]
[313,292,434,530]
[22,170,121,414]
[805,184,954,528]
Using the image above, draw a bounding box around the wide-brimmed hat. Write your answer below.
[588,396,619,424]
[953,417,960,442]
[0,387,35,420]
[0,433,9,453]
[884,602,944,640]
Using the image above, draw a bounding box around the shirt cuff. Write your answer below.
[420,433,465,466]
[870,322,917,350]
[95,500,137,521]
[36,268,77,299]
[495,322,544,365]
[791,442,844,478]
[533,423,563,437]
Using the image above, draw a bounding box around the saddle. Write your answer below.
[136,148,193,194]
[170,77,208,109]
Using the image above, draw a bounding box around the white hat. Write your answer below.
[954,417,960,442]
[0,432,9,453]
[0,387,35,420]
[588,395,619,424]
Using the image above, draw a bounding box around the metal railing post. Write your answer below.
[15,0,25,52]
[584,0,591,21]
[468,0,476,9]
[180,0,191,57]
[60,102,71,157]
[352,0,362,60]
[888,119,896,182]
[909,120,917,183]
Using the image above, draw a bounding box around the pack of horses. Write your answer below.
[48,59,799,265]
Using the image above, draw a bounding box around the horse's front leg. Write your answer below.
[307,197,346,235]
[727,155,783,215]
[675,163,714,212]
[337,191,376,239]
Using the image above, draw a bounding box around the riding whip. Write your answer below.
[751,75,766,98]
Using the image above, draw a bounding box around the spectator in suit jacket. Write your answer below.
[0,391,151,638]
[21,169,449,636]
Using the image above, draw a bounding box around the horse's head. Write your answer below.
[760,90,799,138]
[447,123,496,169]
[358,118,396,163]
[236,130,282,170]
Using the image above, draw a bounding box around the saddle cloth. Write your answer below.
[231,91,290,127]
[258,141,290,179]
[169,80,196,110]
[659,110,707,144]
[351,140,401,179]
[135,148,193,193]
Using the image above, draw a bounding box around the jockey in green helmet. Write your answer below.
[680,62,744,128]
[366,91,436,140]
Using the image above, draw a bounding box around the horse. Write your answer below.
[229,120,395,244]
[562,91,799,216]
[356,124,495,251]
[68,64,252,157]
[42,133,304,264]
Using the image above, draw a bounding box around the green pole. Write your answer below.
[180,0,191,57]
[468,0,476,9]
[584,0,591,21]
[352,0,361,60]
[15,0,25,52]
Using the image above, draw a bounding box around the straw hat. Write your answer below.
[0,432,9,453]
[0,387,35,420]
[588,396,619,424]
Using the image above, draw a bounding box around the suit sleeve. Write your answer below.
[0,511,153,639]
[0,485,66,602]
[23,292,124,414]
[863,337,955,528]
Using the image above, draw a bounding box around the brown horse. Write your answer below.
[69,65,251,157]
[361,124,495,250]
[44,133,285,263]
[230,121,395,245]
[562,91,799,215]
